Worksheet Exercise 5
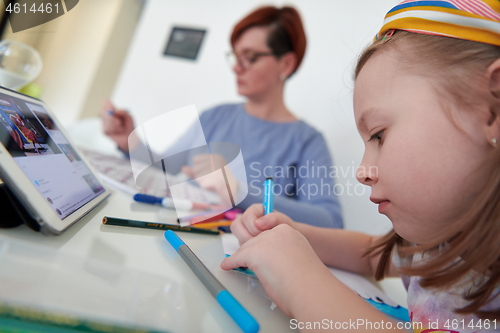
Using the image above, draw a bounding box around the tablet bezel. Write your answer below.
[0,87,110,235]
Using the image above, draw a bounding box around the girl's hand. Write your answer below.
[230,203,295,244]
[220,224,329,317]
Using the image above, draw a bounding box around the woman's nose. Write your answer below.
[232,59,245,73]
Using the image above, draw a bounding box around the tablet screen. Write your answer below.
[0,92,105,220]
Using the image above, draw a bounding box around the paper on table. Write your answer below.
[328,267,398,307]
[80,148,221,204]
[221,234,410,321]
[222,233,241,255]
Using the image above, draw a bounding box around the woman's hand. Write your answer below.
[182,154,239,206]
[220,224,330,317]
[230,203,295,244]
[101,100,136,151]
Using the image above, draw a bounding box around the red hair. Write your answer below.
[230,6,307,75]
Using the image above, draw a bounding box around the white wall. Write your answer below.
[112,0,400,235]
[3,0,142,126]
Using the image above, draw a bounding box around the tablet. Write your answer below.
[0,87,110,235]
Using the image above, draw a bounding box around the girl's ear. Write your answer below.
[486,58,500,145]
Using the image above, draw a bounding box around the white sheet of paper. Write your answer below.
[221,233,402,308]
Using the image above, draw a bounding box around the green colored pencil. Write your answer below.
[102,216,220,235]
[0,301,169,332]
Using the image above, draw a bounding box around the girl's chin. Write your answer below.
[391,225,428,245]
[389,219,409,241]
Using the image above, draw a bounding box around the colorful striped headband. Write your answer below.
[375,0,500,46]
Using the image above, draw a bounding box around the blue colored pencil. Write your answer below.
[165,230,259,333]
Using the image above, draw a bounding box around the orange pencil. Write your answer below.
[191,220,232,229]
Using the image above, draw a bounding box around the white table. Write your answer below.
[0,118,407,332]
[0,189,296,332]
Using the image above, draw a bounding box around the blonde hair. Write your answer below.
[356,31,500,319]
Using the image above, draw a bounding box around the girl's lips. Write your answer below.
[370,197,390,214]
[377,200,390,214]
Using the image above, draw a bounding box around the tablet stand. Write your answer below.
[0,179,39,230]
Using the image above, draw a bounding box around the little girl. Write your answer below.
[221,1,500,332]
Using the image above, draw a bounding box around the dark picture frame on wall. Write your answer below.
[163,27,206,60]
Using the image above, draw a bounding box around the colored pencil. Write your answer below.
[102,216,220,235]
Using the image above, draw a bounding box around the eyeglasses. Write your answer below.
[225,50,274,70]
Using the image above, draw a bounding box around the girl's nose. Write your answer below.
[356,156,378,186]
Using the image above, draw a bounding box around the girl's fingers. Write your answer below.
[230,216,255,244]
[240,205,266,237]
[220,242,254,270]
[255,213,279,231]
[220,254,241,270]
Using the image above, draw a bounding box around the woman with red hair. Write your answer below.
[103,6,343,228]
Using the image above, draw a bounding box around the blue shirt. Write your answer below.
[137,103,343,228]
[197,103,343,228]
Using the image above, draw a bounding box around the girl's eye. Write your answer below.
[368,130,385,143]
